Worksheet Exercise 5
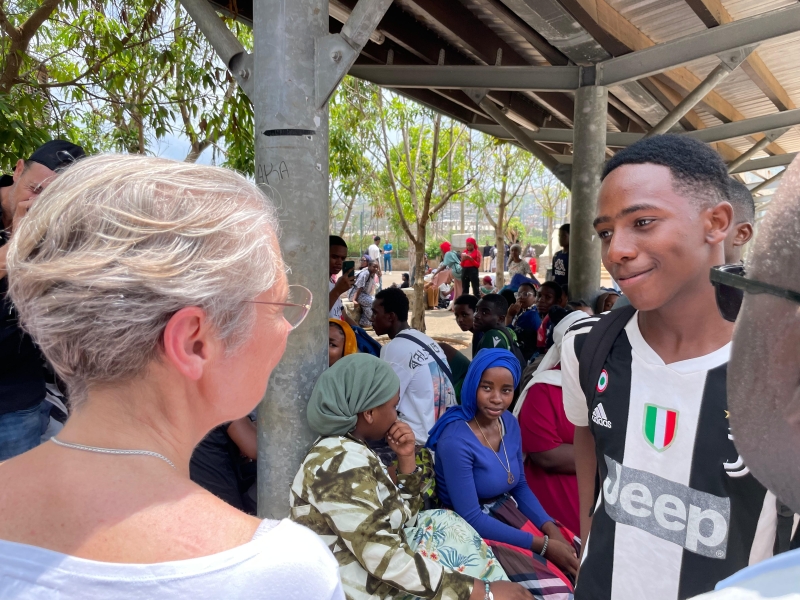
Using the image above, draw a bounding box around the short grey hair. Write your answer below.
[511,243,522,252]
[7,154,283,406]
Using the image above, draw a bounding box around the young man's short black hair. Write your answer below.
[540,281,563,302]
[453,294,479,311]
[728,178,756,224]
[499,290,517,311]
[329,235,347,248]
[479,293,509,318]
[559,223,570,234]
[602,134,730,208]
[374,235,381,241]
[375,287,409,321]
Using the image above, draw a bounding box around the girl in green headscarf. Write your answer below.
[291,354,525,600]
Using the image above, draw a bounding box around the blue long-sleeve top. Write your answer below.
[434,411,553,550]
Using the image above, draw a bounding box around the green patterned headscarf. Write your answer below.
[307,354,400,436]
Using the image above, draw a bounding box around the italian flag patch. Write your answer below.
[644,404,679,452]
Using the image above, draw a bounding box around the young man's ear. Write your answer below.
[733,223,754,248]
[706,201,735,246]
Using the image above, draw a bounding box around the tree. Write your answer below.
[0,0,254,169]
[529,163,570,251]
[472,139,535,288]
[329,77,378,236]
[373,89,471,331]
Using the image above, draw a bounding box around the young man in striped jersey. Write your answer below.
[561,135,782,600]
[695,151,800,599]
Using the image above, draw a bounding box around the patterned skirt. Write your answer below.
[482,495,579,600]
[398,508,509,600]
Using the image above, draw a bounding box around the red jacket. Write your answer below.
[460,248,481,268]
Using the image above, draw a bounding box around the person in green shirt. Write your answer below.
[473,294,517,351]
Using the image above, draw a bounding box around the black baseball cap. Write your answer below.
[28,140,85,172]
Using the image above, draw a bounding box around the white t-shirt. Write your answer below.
[329,279,343,320]
[381,329,457,444]
[368,244,381,261]
[692,547,800,599]
[0,519,344,600]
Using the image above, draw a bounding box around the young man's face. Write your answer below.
[473,301,501,332]
[594,164,730,312]
[537,286,559,315]
[330,244,348,277]
[454,304,475,332]
[371,299,392,336]
[516,285,536,309]
[559,229,569,249]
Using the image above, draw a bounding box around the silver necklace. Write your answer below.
[50,437,177,470]
[475,419,514,484]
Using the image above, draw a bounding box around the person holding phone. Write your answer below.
[329,236,358,328]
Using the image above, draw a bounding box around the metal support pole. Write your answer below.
[464,88,572,188]
[726,127,789,173]
[569,85,607,304]
[254,0,329,519]
[645,47,754,138]
[750,170,784,195]
[178,0,253,98]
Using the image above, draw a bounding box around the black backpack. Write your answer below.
[577,305,636,400]
[574,304,636,514]
[492,326,527,374]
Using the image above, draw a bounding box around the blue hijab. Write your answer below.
[426,348,521,451]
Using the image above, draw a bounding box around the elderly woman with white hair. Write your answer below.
[507,243,533,279]
[0,155,343,599]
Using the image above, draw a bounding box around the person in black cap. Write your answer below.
[0,139,85,460]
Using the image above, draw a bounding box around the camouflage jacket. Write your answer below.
[290,435,475,600]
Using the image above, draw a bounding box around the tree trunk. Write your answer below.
[495,203,507,288]
[410,234,427,333]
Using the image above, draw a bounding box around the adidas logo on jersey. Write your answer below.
[592,403,612,428]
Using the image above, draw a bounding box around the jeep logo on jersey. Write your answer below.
[644,404,679,451]
[597,369,609,393]
[602,456,730,559]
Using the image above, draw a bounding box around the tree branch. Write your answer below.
[0,0,62,93]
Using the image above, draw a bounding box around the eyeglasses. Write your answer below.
[710,264,800,322]
[245,285,312,330]
[515,292,535,299]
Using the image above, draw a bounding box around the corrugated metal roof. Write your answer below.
[602,0,800,157]
[209,0,800,175]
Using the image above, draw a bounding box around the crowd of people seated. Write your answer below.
[3,133,799,600]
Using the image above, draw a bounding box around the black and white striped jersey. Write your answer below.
[562,312,780,600]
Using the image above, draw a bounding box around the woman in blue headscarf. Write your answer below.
[428,349,580,597]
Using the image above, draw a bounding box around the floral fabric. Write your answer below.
[397,509,508,600]
[291,435,489,600]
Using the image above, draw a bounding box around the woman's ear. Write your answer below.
[162,306,217,380]
[362,409,374,424]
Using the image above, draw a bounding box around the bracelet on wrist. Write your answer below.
[539,534,549,557]
[484,581,493,600]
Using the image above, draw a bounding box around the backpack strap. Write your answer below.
[395,332,453,382]
[575,304,636,517]
[578,304,636,402]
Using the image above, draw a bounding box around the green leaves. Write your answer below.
[0,0,253,165]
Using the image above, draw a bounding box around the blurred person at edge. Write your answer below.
[0,140,85,461]
[693,156,800,600]
[0,155,343,600]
